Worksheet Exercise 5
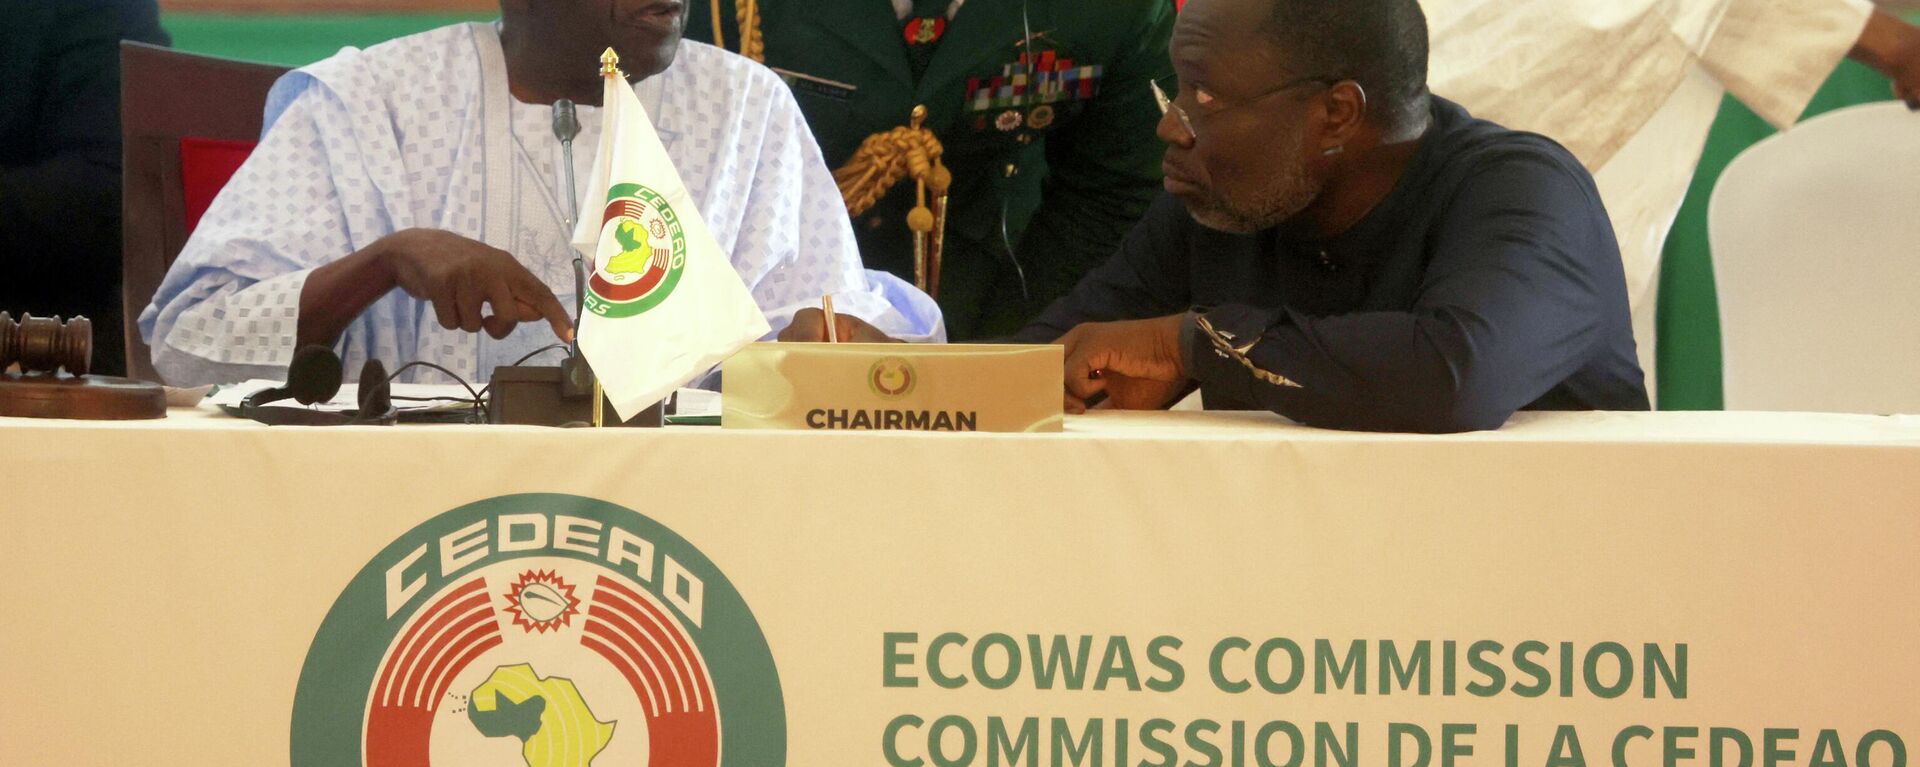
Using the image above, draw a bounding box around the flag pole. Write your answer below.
[593,380,605,427]
[589,47,622,429]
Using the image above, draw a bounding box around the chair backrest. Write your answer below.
[120,41,288,383]
[1708,102,1920,414]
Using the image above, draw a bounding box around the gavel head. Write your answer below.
[0,311,93,376]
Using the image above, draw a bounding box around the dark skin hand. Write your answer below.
[1852,9,1920,110]
[781,309,1188,410]
[1058,314,1191,414]
[297,228,573,348]
[295,0,690,349]
[778,307,902,343]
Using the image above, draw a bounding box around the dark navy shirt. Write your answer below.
[1015,97,1648,432]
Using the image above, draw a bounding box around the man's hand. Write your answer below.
[778,307,902,343]
[296,228,574,349]
[1058,314,1192,414]
[1853,9,1920,110]
[379,229,575,341]
[1893,31,1920,110]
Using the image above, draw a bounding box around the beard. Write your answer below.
[1183,129,1321,234]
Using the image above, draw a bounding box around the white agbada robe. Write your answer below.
[1426,0,1875,399]
[141,23,945,386]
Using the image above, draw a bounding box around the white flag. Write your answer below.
[570,69,770,420]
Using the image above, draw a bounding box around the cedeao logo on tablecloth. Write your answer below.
[292,493,783,766]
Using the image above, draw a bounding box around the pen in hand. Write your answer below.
[822,295,839,343]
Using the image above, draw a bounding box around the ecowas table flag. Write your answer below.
[569,68,770,420]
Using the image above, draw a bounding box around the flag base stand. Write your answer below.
[487,365,662,427]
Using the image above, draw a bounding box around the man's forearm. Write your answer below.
[1184,298,1608,434]
[296,241,397,348]
[1851,9,1919,76]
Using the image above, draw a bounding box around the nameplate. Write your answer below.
[722,343,1063,433]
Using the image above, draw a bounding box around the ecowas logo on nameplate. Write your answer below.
[292,493,784,767]
[586,183,687,319]
[867,357,917,398]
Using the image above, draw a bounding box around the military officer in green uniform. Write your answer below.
[686,0,1174,340]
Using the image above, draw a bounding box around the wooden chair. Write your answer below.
[119,41,288,383]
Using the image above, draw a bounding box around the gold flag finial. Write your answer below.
[600,47,621,78]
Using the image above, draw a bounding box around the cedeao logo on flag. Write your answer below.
[586,183,688,319]
[569,49,769,419]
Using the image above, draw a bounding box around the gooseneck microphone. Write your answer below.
[552,99,594,398]
[552,99,585,329]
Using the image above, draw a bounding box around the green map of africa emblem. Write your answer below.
[606,219,653,276]
[467,664,616,767]
[585,184,687,318]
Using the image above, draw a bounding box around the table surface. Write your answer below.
[10,404,1920,445]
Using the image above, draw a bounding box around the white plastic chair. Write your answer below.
[1708,102,1920,413]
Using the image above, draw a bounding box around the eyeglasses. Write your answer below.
[1151,74,1344,142]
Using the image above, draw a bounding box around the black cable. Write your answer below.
[375,360,488,422]
[510,343,572,368]
[359,345,572,423]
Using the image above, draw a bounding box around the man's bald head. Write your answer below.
[1273,0,1428,133]
[1161,0,1434,233]
[1239,0,1432,135]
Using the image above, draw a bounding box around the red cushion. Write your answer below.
[178,137,258,237]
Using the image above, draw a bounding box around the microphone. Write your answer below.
[553,100,585,328]
[551,98,581,150]
[553,99,593,398]
[552,99,581,217]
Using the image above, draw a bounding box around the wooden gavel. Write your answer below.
[0,312,93,377]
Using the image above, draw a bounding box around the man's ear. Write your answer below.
[1318,80,1370,153]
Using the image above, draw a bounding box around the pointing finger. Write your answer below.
[516,274,575,343]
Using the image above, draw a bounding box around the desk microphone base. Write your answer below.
[486,366,662,427]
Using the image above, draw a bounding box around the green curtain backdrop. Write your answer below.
[161,12,1908,410]
[162,13,492,67]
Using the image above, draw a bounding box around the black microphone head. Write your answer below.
[286,345,343,405]
[552,99,581,143]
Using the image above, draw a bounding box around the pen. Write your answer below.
[822,295,839,343]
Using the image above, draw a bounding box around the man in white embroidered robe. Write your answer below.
[141,0,942,386]
[1423,0,1920,397]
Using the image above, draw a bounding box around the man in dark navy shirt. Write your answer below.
[781,0,1647,432]
[1015,0,1648,432]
